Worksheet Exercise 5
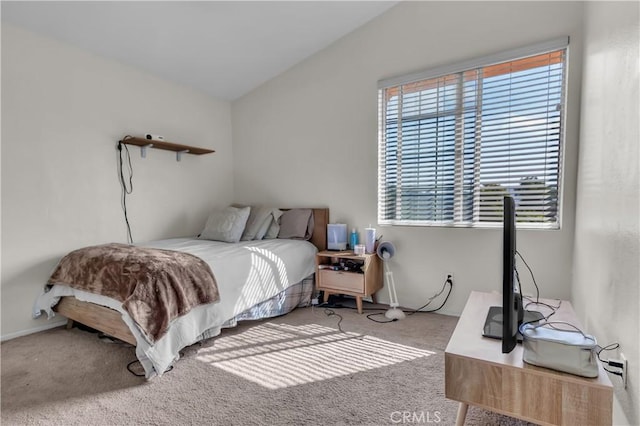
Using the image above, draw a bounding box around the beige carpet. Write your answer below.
[2,306,532,425]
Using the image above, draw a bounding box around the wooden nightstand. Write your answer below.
[315,250,382,314]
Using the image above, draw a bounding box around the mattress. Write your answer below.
[34,238,317,378]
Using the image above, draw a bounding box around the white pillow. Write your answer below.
[199,206,251,243]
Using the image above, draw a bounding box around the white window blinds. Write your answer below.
[378,38,568,229]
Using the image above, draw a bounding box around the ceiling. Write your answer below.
[2,1,397,101]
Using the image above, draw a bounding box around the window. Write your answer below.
[377,38,568,229]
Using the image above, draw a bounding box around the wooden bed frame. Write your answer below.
[54,207,329,346]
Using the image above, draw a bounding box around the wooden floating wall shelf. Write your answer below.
[121,136,215,161]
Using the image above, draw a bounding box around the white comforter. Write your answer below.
[33,238,317,378]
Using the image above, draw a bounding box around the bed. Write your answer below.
[33,207,328,378]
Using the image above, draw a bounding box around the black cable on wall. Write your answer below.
[117,136,134,244]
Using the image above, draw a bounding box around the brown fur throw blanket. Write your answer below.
[47,243,219,342]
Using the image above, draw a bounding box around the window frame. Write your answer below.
[377,37,569,230]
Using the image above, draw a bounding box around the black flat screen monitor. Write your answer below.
[482,195,543,353]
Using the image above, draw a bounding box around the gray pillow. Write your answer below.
[199,206,251,243]
[265,217,280,239]
[241,206,274,241]
[254,216,273,240]
[254,208,281,240]
[262,209,283,240]
[278,209,314,240]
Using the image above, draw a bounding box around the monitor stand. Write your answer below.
[482,306,544,342]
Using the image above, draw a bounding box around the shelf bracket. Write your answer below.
[176,149,190,162]
[140,144,154,158]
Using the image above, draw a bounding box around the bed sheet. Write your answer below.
[220,275,314,330]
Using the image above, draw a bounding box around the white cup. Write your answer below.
[354,244,365,256]
[364,227,376,254]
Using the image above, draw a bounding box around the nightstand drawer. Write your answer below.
[319,269,364,293]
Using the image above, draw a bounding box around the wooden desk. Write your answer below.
[315,251,382,314]
[445,291,612,426]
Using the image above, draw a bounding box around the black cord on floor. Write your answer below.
[323,308,344,332]
[366,312,398,323]
[126,357,178,378]
[126,359,147,377]
[117,136,134,244]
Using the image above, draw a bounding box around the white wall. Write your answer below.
[232,1,584,316]
[574,2,639,424]
[1,24,234,338]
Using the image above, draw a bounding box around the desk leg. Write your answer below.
[455,403,468,426]
[356,296,363,314]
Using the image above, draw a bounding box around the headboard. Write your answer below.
[280,208,329,252]
[310,208,329,252]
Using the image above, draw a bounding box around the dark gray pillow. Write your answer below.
[278,209,314,240]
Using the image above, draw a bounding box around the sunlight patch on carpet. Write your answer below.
[196,323,435,389]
